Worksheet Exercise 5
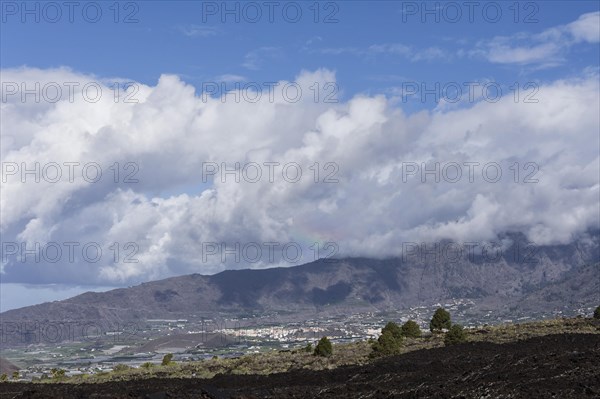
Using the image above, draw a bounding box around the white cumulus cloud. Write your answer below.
[1,66,598,285]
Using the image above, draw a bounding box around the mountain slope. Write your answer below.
[1,233,598,326]
[0,357,19,375]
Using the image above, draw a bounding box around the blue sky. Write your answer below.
[1,1,599,311]
[2,1,599,108]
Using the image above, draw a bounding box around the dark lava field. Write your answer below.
[1,333,599,399]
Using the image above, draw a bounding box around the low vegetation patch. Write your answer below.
[13,315,599,385]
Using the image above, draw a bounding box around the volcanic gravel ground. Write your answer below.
[1,333,599,398]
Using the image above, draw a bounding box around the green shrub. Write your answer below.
[401,320,422,338]
[51,368,65,380]
[594,306,600,319]
[430,308,451,332]
[371,330,403,357]
[161,353,174,366]
[381,322,403,340]
[0,374,7,382]
[11,371,19,380]
[304,343,313,353]
[313,337,333,357]
[444,324,467,345]
[140,362,154,369]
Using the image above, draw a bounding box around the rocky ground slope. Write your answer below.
[1,330,599,398]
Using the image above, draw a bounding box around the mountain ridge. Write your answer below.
[1,232,598,329]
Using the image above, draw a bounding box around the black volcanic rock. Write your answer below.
[1,334,599,398]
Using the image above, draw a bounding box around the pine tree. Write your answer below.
[381,321,403,339]
[401,320,422,338]
[371,329,403,356]
[430,308,451,332]
[444,324,467,345]
[314,337,333,357]
[161,353,174,366]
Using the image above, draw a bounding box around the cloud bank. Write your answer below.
[1,67,598,285]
